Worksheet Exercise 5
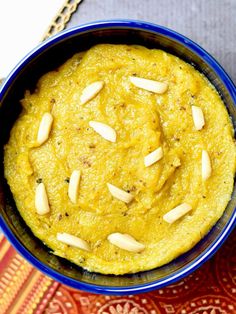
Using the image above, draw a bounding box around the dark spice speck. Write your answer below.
[58,214,63,221]
[79,257,85,263]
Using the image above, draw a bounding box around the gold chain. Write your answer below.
[42,0,83,41]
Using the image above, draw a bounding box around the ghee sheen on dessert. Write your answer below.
[4,44,236,274]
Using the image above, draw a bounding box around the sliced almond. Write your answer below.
[37,113,53,145]
[89,121,116,142]
[144,147,163,167]
[68,170,81,203]
[80,81,104,105]
[57,232,90,251]
[192,106,205,130]
[35,183,50,215]
[163,203,192,224]
[107,233,145,253]
[107,183,134,203]
[202,150,211,180]
[130,76,168,94]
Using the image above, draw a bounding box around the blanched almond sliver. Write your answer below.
[163,203,192,224]
[144,147,163,167]
[68,170,81,203]
[57,232,90,251]
[89,121,116,142]
[107,183,134,203]
[202,150,212,180]
[35,183,50,215]
[80,81,104,105]
[108,233,145,252]
[37,113,53,145]
[130,76,168,94]
[192,106,205,130]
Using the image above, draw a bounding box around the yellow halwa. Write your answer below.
[4,44,236,274]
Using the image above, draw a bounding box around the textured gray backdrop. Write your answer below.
[67,0,236,83]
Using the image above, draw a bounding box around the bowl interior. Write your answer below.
[0,22,235,293]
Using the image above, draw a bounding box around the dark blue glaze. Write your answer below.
[0,20,235,295]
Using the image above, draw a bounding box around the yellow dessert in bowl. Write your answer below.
[4,44,236,275]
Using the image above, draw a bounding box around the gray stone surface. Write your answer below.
[67,0,236,83]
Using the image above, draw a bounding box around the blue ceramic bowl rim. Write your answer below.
[0,19,235,295]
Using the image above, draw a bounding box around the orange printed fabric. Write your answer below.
[0,232,235,314]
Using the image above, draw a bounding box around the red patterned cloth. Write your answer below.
[0,232,235,314]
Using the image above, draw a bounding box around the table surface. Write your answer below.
[67,0,236,84]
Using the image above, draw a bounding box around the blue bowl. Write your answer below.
[0,20,235,295]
